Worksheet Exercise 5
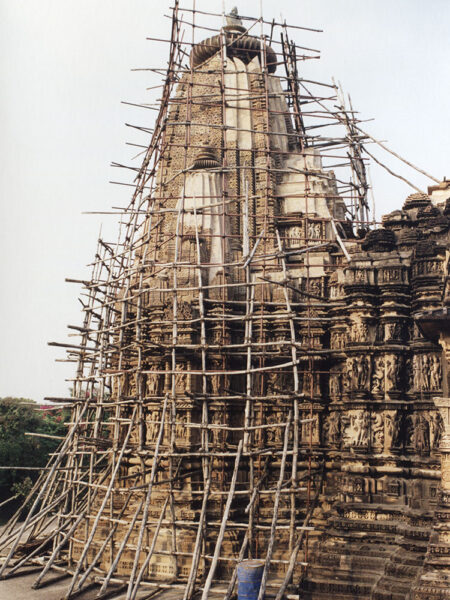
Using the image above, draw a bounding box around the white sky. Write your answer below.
[0,0,449,403]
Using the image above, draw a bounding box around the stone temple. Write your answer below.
[1,5,449,600]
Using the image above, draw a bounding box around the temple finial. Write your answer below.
[226,6,245,31]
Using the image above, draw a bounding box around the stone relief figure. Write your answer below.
[331,331,345,350]
[381,267,401,283]
[327,411,341,446]
[329,282,344,299]
[414,412,430,453]
[412,355,422,391]
[344,357,356,391]
[422,354,432,390]
[344,410,370,448]
[352,477,365,494]
[384,322,396,342]
[376,323,384,343]
[384,322,403,342]
[146,373,160,396]
[175,412,189,441]
[288,225,302,247]
[301,413,319,445]
[178,301,194,321]
[358,355,371,389]
[430,410,444,449]
[175,364,187,392]
[356,411,370,447]
[396,355,403,388]
[210,410,226,446]
[330,331,338,349]
[384,411,396,450]
[329,373,341,397]
[307,221,322,240]
[354,269,367,283]
[359,320,369,342]
[306,278,322,298]
[348,322,356,343]
[391,411,404,449]
[371,412,384,449]
[340,413,356,448]
[321,416,329,445]
[412,354,442,391]
[430,354,442,390]
[349,318,369,344]
[302,371,320,395]
[266,411,278,444]
[385,355,400,391]
[405,414,415,448]
[341,414,352,448]
[345,357,370,391]
[344,358,351,390]
[266,370,279,395]
[146,409,161,443]
[371,356,385,393]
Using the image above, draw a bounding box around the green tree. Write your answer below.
[0,398,68,506]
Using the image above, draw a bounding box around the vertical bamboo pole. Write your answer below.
[257,412,292,600]
[200,439,243,600]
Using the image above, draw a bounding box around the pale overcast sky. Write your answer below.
[0,0,449,403]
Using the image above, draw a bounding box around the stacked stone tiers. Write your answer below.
[66,18,450,595]
[302,191,450,599]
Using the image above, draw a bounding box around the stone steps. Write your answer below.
[370,538,429,600]
[301,572,375,600]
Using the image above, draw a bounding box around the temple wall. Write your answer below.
[68,29,450,597]
[303,192,450,600]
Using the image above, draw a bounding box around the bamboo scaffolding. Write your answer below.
[2,2,430,598]
[258,412,292,600]
[200,439,244,600]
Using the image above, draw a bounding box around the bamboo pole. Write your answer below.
[31,513,86,588]
[257,412,292,600]
[5,3,435,594]
[200,439,243,600]
[125,397,168,600]
[64,406,138,598]
[73,494,134,593]
[128,496,170,600]
[274,468,324,600]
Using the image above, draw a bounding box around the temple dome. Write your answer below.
[402,191,430,210]
[191,30,277,73]
[361,228,396,252]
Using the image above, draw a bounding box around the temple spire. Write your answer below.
[225,6,246,32]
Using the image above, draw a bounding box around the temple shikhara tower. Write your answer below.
[1,4,449,600]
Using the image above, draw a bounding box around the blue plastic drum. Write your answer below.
[237,559,265,600]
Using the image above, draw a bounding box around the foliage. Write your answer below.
[0,397,68,504]
[11,476,33,509]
